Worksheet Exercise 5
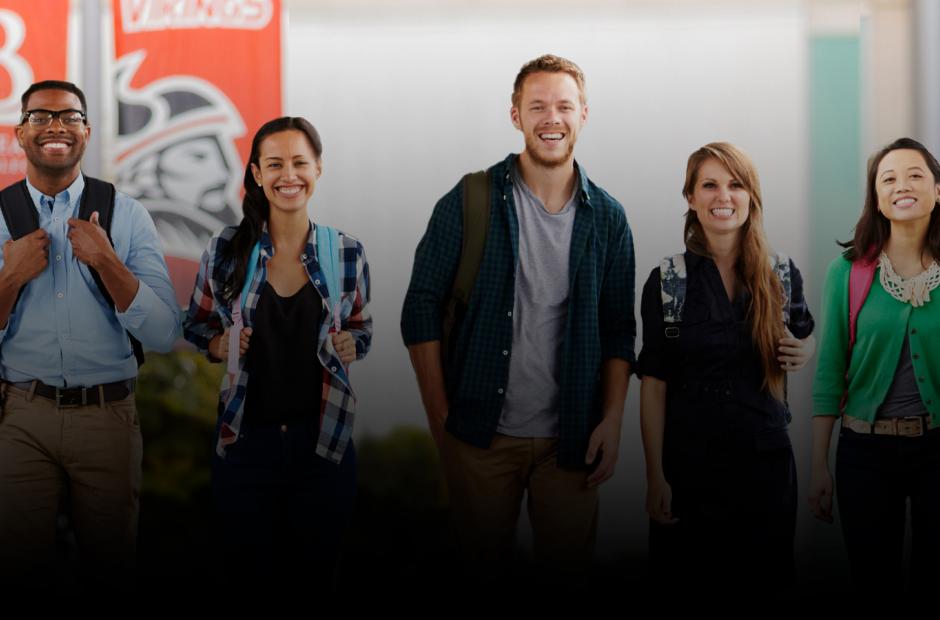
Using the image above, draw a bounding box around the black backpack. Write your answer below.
[0,177,145,366]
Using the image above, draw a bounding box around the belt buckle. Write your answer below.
[55,387,87,408]
[898,417,924,438]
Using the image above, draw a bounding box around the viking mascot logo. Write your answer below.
[112,50,245,298]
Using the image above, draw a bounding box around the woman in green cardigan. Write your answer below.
[810,137,940,590]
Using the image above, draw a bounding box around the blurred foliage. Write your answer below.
[134,349,223,583]
[132,350,452,588]
[136,349,223,501]
[345,426,453,589]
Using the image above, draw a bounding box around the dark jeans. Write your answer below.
[836,426,940,591]
[649,443,797,592]
[212,420,357,590]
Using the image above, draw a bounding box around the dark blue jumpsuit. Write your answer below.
[638,251,814,589]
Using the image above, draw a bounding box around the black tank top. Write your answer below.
[244,281,324,425]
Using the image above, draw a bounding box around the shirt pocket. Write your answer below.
[675,301,716,357]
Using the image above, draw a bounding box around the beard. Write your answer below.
[523,130,575,169]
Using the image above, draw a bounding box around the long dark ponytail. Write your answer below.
[222,116,323,305]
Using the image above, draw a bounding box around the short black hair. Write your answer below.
[20,80,88,116]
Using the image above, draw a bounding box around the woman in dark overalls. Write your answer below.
[638,142,815,589]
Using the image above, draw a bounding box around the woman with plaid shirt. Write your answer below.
[183,117,371,589]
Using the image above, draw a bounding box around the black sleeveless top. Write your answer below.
[244,281,324,425]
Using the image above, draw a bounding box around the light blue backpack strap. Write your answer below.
[240,241,261,310]
[316,224,342,329]
[660,253,686,338]
[771,251,791,324]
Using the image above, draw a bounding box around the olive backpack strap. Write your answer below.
[441,169,490,360]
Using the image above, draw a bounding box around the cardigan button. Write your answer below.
[912,328,918,335]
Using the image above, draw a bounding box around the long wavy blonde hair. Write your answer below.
[682,142,786,401]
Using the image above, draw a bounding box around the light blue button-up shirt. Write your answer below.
[0,174,181,387]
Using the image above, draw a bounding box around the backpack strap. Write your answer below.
[660,251,794,336]
[840,255,877,413]
[848,256,877,350]
[315,224,343,331]
[441,170,490,360]
[454,170,490,306]
[0,177,144,367]
[0,180,41,311]
[659,253,686,338]
[0,180,40,239]
[771,252,792,325]
[227,241,260,375]
[81,177,145,368]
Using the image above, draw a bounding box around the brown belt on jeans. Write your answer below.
[5,379,135,408]
[842,413,934,437]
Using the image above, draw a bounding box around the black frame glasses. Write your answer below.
[20,108,87,127]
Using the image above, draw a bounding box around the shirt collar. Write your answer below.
[25,173,85,213]
[499,152,592,206]
[258,218,315,262]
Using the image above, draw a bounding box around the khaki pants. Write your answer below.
[0,382,142,587]
[441,432,598,586]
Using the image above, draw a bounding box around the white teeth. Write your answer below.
[540,133,563,140]
[277,186,302,196]
[894,198,916,208]
[710,208,734,218]
[41,142,69,149]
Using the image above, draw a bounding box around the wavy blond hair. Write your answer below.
[682,142,786,401]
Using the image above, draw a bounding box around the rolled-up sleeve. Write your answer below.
[346,240,372,360]
[599,207,636,365]
[400,183,463,346]
[183,243,225,359]
[114,198,181,352]
[787,259,815,339]
[636,267,670,380]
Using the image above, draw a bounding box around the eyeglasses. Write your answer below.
[20,108,87,127]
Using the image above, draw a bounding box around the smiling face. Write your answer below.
[511,71,587,169]
[16,89,90,180]
[687,157,752,241]
[875,148,940,226]
[250,129,321,215]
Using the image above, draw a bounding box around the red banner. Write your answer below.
[0,0,72,188]
[110,0,282,305]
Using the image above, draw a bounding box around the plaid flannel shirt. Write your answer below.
[401,154,636,469]
[184,222,371,463]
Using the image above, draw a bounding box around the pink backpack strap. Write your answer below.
[841,254,877,414]
[847,255,877,349]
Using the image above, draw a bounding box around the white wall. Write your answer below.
[285,2,810,558]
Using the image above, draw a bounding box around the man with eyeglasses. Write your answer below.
[0,80,180,590]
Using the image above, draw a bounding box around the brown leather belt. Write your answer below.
[6,379,135,408]
[842,414,934,437]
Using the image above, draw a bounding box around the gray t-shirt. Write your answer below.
[497,164,579,438]
[876,334,930,419]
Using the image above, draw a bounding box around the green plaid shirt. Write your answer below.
[401,154,635,468]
